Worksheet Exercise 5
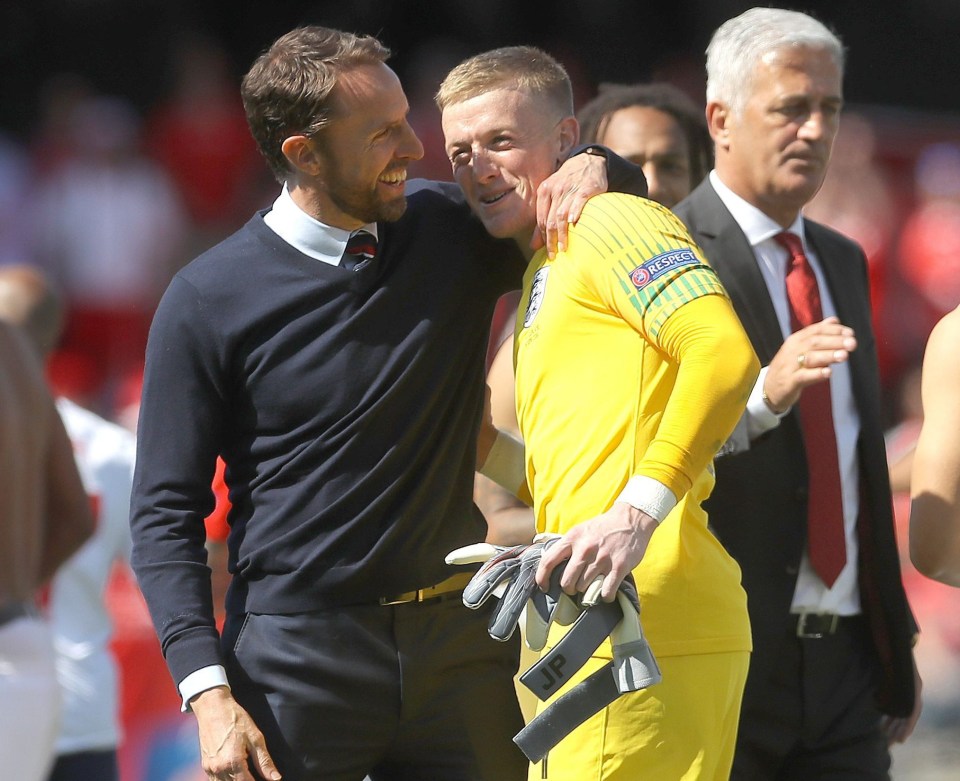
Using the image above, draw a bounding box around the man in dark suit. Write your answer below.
[674,8,922,779]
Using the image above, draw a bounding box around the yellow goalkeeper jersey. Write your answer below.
[514,193,758,657]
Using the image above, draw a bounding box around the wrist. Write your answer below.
[615,475,676,524]
[189,684,232,714]
[761,385,785,414]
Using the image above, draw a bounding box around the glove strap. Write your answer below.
[513,662,621,763]
[518,599,622,701]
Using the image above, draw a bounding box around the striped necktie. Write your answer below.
[342,230,377,271]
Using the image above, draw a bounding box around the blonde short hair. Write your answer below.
[436,45,573,118]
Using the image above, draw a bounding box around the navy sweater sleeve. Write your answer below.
[131,273,228,683]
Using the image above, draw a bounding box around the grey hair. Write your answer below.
[706,7,844,116]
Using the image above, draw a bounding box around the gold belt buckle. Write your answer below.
[378,572,472,606]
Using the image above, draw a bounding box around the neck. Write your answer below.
[286,181,364,232]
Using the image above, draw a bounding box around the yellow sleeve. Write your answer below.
[570,196,759,498]
[639,294,759,498]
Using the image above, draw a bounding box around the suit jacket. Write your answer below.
[674,179,916,717]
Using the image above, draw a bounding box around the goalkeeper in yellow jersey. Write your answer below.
[439,47,760,780]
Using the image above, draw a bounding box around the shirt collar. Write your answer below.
[263,184,379,266]
[709,170,806,250]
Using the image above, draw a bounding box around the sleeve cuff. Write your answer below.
[615,476,677,523]
[746,366,789,439]
[179,665,230,713]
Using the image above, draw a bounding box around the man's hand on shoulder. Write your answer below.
[535,502,659,603]
[533,149,608,259]
[191,686,281,781]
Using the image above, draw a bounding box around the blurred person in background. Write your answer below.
[805,112,901,387]
[28,93,188,411]
[896,142,960,367]
[477,80,713,547]
[0,265,137,781]
[144,32,265,254]
[0,132,32,268]
[0,288,93,780]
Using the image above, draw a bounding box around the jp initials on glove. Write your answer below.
[446,537,661,763]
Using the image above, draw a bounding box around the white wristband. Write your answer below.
[479,429,526,496]
[615,476,677,523]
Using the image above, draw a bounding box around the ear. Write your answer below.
[556,116,580,159]
[281,134,325,177]
[706,102,731,151]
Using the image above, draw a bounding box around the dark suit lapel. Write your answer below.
[805,223,879,421]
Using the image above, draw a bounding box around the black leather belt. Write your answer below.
[793,612,857,639]
[0,601,35,628]
[379,572,474,606]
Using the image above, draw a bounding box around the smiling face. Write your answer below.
[599,105,692,208]
[441,87,575,248]
[711,45,842,227]
[310,62,424,228]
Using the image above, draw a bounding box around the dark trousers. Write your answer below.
[47,749,119,781]
[223,596,527,781]
[732,616,891,780]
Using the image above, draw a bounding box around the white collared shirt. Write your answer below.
[710,171,862,616]
[262,185,378,265]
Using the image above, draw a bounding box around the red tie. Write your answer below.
[776,231,847,587]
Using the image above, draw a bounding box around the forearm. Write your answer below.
[909,310,960,586]
[909,434,960,585]
[130,279,227,683]
[475,474,536,545]
[641,295,759,497]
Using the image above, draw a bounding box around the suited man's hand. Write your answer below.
[763,316,857,413]
[882,654,923,745]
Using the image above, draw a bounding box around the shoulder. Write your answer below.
[571,193,698,257]
[575,192,686,238]
[926,306,960,365]
[179,215,274,284]
[672,179,719,226]
[805,218,865,259]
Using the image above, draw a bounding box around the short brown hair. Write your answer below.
[241,26,390,182]
[435,46,573,119]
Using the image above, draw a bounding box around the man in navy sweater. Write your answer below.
[130,25,644,781]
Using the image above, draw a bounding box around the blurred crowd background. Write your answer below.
[2,1,959,778]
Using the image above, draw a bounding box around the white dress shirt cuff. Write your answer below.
[746,366,790,439]
[615,476,677,523]
[179,665,230,713]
